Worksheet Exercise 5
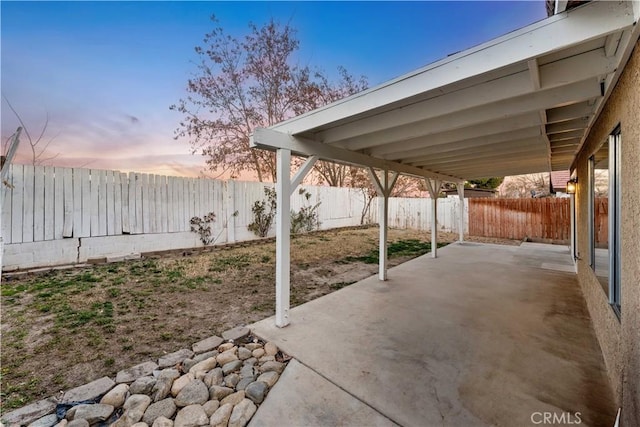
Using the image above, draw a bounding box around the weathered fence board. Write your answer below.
[467,197,605,244]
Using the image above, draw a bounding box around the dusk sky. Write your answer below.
[1,1,548,178]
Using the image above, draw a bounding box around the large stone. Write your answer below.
[217,343,234,353]
[221,327,250,343]
[203,368,223,388]
[208,386,233,401]
[208,404,233,427]
[263,342,278,356]
[130,377,156,395]
[151,416,173,427]
[192,351,218,364]
[142,398,177,425]
[258,356,274,363]
[237,348,251,361]
[251,348,265,359]
[244,382,267,404]
[158,349,194,369]
[221,360,242,375]
[1,398,58,426]
[173,405,208,427]
[235,378,253,391]
[112,394,152,427]
[66,420,89,427]
[220,391,244,407]
[259,361,284,374]
[130,423,148,427]
[192,336,223,354]
[62,377,115,403]
[239,365,256,380]
[175,380,209,407]
[188,358,217,376]
[100,383,130,408]
[202,401,220,418]
[152,369,180,402]
[243,344,262,351]
[243,358,257,367]
[216,349,238,366]
[171,373,195,397]
[256,371,279,388]
[117,362,159,384]
[27,414,59,427]
[223,374,240,388]
[227,399,256,427]
[71,404,115,424]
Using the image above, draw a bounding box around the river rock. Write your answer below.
[142,398,177,425]
[208,386,233,401]
[244,382,267,404]
[258,356,274,363]
[158,349,194,369]
[117,362,159,384]
[1,398,58,426]
[221,327,250,343]
[217,343,235,353]
[66,420,89,427]
[171,373,194,397]
[221,360,242,375]
[260,361,284,374]
[27,413,58,427]
[71,404,114,424]
[192,336,223,354]
[243,344,261,351]
[243,358,257,367]
[203,368,223,387]
[263,342,278,356]
[227,399,256,427]
[216,350,238,366]
[63,377,115,403]
[151,416,173,427]
[173,405,208,427]
[113,394,152,427]
[188,357,217,376]
[256,371,279,387]
[208,404,233,427]
[100,383,129,408]
[220,391,244,407]
[202,401,220,418]
[235,378,253,391]
[175,380,209,407]
[239,365,256,379]
[237,348,251,361]
[131,423,148,427]
[152,369,180,402]
[223,374,240,388]
[251,348,265,359]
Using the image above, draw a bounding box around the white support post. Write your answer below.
[456,182,465,243]
[275,149,292,327]
[368,168,397,281]
[426,179,442,259]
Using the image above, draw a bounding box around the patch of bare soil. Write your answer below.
[0,227,518,412]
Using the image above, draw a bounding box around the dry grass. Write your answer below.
[0,227,518,412]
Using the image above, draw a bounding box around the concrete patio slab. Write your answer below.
[249,359,397,427]
[250,242,615,427]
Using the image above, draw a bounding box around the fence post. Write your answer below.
[227,180,236,243]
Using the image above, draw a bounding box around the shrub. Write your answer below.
[248,187,277,237]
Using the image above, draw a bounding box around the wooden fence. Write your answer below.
[468,197,608,244]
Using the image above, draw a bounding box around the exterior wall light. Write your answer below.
[566,178,578,194]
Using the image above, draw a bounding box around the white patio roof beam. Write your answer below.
[250,128,460,182]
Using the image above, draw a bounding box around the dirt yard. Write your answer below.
[0,227,518,412]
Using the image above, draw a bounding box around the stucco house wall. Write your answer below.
[574,40,639,426]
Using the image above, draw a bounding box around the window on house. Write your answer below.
[590,127,621,315]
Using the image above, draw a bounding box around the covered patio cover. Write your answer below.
[249,243,615,426]
[249,0,640,327]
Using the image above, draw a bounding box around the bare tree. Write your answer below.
[2,96,59,166]
[500,173,550,198]
[171,17,366,182]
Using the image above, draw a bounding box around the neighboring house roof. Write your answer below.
[550,170,571,192]
[252,1,639,183]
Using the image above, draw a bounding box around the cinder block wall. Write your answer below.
[575,40,639,426]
